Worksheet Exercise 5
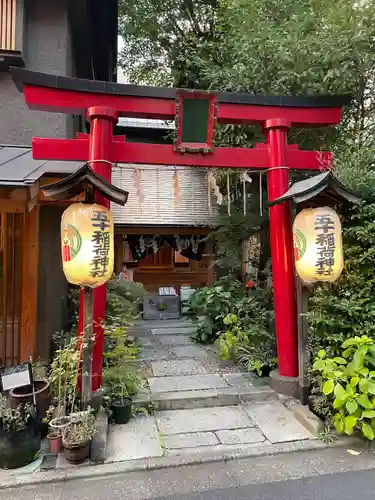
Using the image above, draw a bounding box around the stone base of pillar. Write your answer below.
[269,369,299,398]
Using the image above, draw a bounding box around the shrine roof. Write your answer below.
[269,171,362,207]
[0,145,79,187]
[11,68,351,109]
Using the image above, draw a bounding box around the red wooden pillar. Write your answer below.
[78,106,118,391]
[265,119,298,377]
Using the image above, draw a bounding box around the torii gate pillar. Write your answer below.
[78,106,118,390]
[265,119,298,379]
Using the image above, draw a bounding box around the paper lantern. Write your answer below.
[61,203,114,287]
[293,207,343,284]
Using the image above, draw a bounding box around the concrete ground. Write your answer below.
[0,319,362,487]
[2,446,375,499]
[104,318,324,463]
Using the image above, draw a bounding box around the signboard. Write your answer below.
[175,92,216,153]
[0,363,32,392]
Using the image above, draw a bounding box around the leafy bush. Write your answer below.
[103,280,144,364]
[312,336,375,440]
[102,363,143,402]
[189,275,276,375]
[106,279,146,323]
[0,395,35,433]
[189,276,245,344]
[216,311,276,376]
[308,202,375,358]
[308,202,375,418]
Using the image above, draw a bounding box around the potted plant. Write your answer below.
[0,395,41,469]
[102,364,143,424]
[111,389,132,425]
[47,406,71,436]
[8,360,50,436]
[62,411,95,464]
[43,338,81,432]
[46,430,61,454]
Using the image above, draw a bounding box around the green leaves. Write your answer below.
[333,357,347,365]
[334,383,346,400]
[323,380,334,395]
[357,394,373,409]
[362,423,374,440]
[346,400,358,414]
[313,334,375,441]
[344,416,357,435]
[362,410,375,419]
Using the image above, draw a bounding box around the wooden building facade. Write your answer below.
[0,0,215,367]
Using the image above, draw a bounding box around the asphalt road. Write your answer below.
[3,446,375,500]
[154,470,375,500]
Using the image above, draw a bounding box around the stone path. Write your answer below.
[103,318,318,463]
[132,318,276,411]
[2,318,357,486]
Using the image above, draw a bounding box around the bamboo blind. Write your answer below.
[0,0,16,51]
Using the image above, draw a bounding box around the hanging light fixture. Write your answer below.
[293,206,343,284]
[61,202,114,287]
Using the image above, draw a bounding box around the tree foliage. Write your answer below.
[118,0,225,87]
[197,0,375,193]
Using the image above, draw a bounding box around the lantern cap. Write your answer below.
[269,171,362,208]
[41,163,128,205]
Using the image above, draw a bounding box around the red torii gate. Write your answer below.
[11,68,350,392]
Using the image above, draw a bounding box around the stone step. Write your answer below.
[151,326,196,335]
[134,319,194,329]
[133,385,278,411]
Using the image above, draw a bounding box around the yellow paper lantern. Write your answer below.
[293,206,343,284]
[61,203,114,287]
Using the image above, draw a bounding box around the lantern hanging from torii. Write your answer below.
[42,162,128,406]
[293,206,343,284]
[270,170,361,401]
[61,202,114,288]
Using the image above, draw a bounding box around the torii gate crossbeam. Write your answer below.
[11,67,350,393]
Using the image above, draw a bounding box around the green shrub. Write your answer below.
[308,202,375,358]
[189,274,276,374]
[308,202,375,418]
[106,279,146,322]
[312,335,375,440]
[189,276,245,344]
[216,311,276,376]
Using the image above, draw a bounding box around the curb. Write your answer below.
[285,400,325,436]
[0,435,364,490]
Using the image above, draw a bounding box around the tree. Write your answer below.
[118,0,225,87]
[197,0,375,194]
[118,0,375,275]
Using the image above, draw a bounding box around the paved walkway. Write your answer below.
[104,318,319,463]
[0,319,362,487]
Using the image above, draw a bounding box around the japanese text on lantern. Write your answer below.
[90,210,110,278]
[314,213,336,277]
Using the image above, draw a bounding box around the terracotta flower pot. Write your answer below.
[9,380,50,418]
[47,433,61,454]
[62,439,90,464]
[9,380,51,438]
